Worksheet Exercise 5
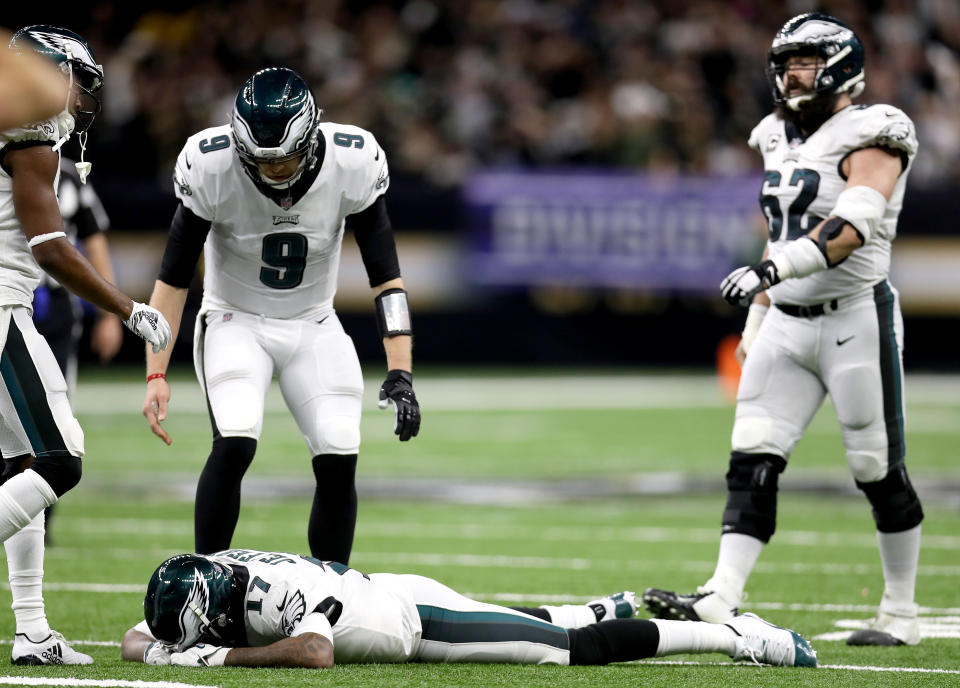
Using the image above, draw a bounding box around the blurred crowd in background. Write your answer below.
[19,0,959,189]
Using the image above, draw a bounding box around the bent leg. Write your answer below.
[706,318,825,610]
[279,318,362,563]
[195,314,272,553]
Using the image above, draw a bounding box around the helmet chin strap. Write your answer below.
[50,50,94,184]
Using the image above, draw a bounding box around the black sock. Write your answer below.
[568,619,660,665]
[308,454,358,563]
[194,436,257,553]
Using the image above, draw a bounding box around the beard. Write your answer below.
[776,92,841,136]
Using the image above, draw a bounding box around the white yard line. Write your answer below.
[72,374,960,414]
[0,640,120,647]
[0,678,217,688]
[58,518,960,551]
[644,660,960,674]
[33,549,960,577]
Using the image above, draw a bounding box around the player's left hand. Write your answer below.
[143,640,172,665]
[378,369,421,441]
[720,260,780,306]
[169,643,230,667]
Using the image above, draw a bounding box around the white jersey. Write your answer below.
[206,549,419,663]
[0,118,66,307]
[748,104,917,305]
[173,122,389,320]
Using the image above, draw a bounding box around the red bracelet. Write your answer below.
[146,373,167,382]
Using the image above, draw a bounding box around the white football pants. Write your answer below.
[195,310,363,456]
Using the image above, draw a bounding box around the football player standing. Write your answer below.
[0,25,170,664]
[141,67,421,566]
[644,14,924,647]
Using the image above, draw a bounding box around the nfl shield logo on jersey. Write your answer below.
[281,195,293,210]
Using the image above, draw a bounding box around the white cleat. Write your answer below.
[726,612,817,667]
[11,630,94,665]
[846,609,921,646]
[587,591,637,622]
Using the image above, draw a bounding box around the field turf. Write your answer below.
[1,368,957,688]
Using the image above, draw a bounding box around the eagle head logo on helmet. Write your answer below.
[144,554,236,652]
[9,25,104,134]
[231,67,323,196]
[766,13,865,133]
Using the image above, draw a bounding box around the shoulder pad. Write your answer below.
[845,105,917,157]
[748,114,781,152]
[0,117,62,146]
[322,123,382,171]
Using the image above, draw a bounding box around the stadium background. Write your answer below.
[1,2,959,685]
[7,0,960,369]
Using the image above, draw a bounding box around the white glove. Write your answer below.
[720,260,780,306]
[143,641,172,666]
[170,643,230,667]
[124,301,172,353]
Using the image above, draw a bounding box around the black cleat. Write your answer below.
[643,588,738,623]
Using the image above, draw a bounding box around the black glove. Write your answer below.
[378,370,421,441]
[720,259,781,306]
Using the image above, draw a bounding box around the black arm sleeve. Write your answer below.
[157,202,212,288]
[345,195,401,287]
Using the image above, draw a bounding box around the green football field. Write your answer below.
[2,368,958,688]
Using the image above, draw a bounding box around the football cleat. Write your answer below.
[726,612,818,667]
[643,587,737,623]
[846,609,920,646]
[11,630,93,665]
[587,591,637,622]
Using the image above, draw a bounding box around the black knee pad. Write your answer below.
[721,452,786,543]
[30,453,82,497]
[856,463,924,533]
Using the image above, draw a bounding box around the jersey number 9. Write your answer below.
[260,232,308,289]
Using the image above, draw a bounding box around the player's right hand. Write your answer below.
[124,301,172,353]
[143,377,172,445]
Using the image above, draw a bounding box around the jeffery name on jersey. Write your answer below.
[748,104,917,305]
[172,122,389,320]
[0,117,69,307]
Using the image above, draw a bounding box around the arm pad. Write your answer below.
[830,185,887,244]
[770,237,828,281]
[374,288,412,338]
[740,303,768,357]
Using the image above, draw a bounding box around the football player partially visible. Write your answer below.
[141,67,421,565]
[0,25,171,665]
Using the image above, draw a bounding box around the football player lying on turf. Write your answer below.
[121,548,817,668]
